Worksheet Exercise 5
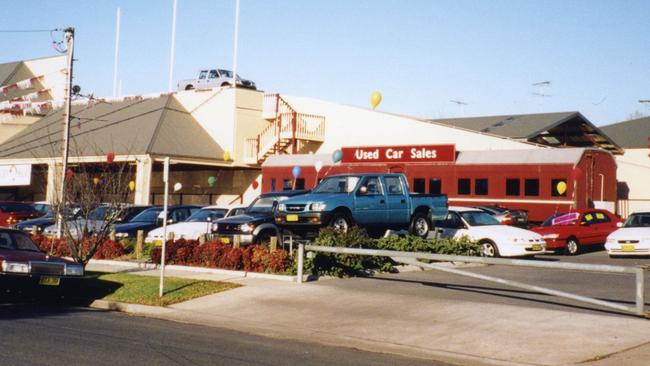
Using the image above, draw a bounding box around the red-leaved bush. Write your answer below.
[30,235,125,260]
[150,239,290,273]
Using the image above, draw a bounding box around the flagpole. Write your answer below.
[168,0,178,92]
[232,0,240,89]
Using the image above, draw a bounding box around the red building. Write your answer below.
[261,145,617,223]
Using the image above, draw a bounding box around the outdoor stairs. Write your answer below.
[244,94,325,165]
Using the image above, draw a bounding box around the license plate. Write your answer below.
[39,276,60,286]
[221,237,230,244]
[153,240,162,246]
[531,244,542,251]
[621,245,635,252]
[286,214,299,222]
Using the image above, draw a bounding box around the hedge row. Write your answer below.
[31,235,125,260]
[150,239,291,273]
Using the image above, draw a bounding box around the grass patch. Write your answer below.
[86,272,240,306]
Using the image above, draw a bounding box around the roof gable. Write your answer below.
[600,117,650,148]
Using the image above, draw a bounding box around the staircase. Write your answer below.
[244,94,325,165]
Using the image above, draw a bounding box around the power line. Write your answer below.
[0,29,57,33]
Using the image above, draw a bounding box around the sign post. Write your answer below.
[159,157,170,298]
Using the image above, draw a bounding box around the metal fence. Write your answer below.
[296,244,649,318]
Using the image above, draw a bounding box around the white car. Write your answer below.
[145,205,245,244]
[433,206,546,257]
[605,212,650,256]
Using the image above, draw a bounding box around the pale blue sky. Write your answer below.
[2,0,648,125]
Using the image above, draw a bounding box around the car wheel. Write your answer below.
[185,85,194,90]
[565,238,580,255]
[329,213,351,233]
[255,231,275,247]
[409,212,430,238]
[480,240,500,257]
[221,82,231,87]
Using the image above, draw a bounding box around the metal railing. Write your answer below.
[296,244,649,318]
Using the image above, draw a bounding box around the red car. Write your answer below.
[531,209,622,255]
[0,202,42,227]
[0,228,84,288]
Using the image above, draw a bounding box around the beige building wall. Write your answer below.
[281,95,542,152]
[616,149,650,215]
[24,55,67,101]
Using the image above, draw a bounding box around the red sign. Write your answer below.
[341,144,455,163]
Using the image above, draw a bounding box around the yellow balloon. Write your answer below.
[223,151,231,161]
[556,181,567,195]
[370,91,382,110]
[128,180,136,191]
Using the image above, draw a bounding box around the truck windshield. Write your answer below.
[313,176,360,194]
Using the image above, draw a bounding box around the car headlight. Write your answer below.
[278,204,286,211]
[240,223,255,233]
[542,233,559,239]
[115,232,129,238]
[1,261,29,273]
[310,202,327,211]
[65,264,84,276]
[211,223,218,231]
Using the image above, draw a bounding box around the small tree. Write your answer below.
[51,145,136,266]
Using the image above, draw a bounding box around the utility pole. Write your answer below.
[56,27,75,239]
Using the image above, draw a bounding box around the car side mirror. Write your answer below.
[357,186,368,195]
[616,222,623,228]
[207,217,212,223]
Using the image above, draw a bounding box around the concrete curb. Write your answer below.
[89,299,174,316]
[87,259,296,282]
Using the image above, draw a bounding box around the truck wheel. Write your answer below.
[185,85,194,90]
[256,230,275,247]
[329,213,351,233]
[409,213,430,238]
[221,82,231,87]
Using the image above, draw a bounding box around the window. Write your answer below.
[429,179,442,195]
[361,176,382,195]
[294,178,305,190]
[385,176,404,195]
[506,179,520,196]
[475,179,488,195]
[413,178,425,194]
[594,211,611,223]
[551,179,567,197]
[458,179,470,195]
[436,212,464,229]
[524,179,539,196]
[198,70,208,79]
[208,70,218,78]
[282,179,292,191]
[270,178,276,192]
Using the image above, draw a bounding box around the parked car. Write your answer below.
[0,228,84,288]
[274,173,448,238]
[15,204,81,234]
[605,212,650,257]
[0,201,43,227]
[43,205,151,239]
[531,209,621,255]
[145,205,230,244]
[213,191,308,246]
[433,206,545,257]
[472,205,529,227]
[31,202,52,216]
[114,205,201,240]
[177,69,256,91]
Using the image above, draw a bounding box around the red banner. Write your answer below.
[341,144,455,163]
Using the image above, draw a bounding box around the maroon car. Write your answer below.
[531,209,622,255]
[0,202,42,227]
[0,228,84,287]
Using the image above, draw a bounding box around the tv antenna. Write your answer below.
[449,100,467,116]
[531,80,552,112]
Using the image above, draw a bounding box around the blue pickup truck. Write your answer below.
[275,173,448,238]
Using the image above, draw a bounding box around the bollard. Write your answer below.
[297,243,304,284]
[233,235,240,248]
[110,229,116,241]
[168,231,174,243]
[199,234,206,245]
[270,236,277,252]
[136,230,144,260]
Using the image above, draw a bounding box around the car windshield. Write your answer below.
[312,176,360,194]
[541,212,579,226]
[131,208,163,223]
[88,206,109,220]
[623,214,650,228]
[186,209,227,222]
[248,196,286,214]
[459,211,500,226]
[227,208,247,217]
[0,231,41,252]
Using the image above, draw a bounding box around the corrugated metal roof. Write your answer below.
[455,148,587,165]
[429,112,577,138]
[600,117,650,148]
[0,60,22,86]
[0,95,224,161]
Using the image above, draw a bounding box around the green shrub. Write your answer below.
[302,227,481,277]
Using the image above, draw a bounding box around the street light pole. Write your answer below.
[56,27,75,240]
[159,157,170,298]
